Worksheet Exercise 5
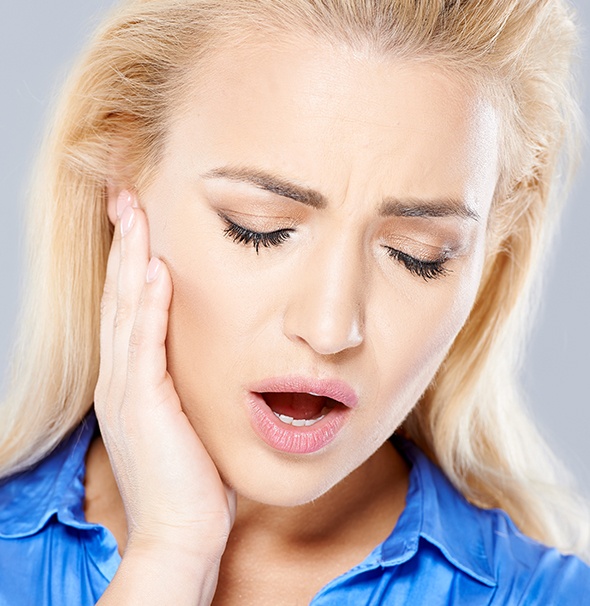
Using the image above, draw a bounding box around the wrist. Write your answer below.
[99,543,222,606]
[125,531,227,570]
[125,512,232,560]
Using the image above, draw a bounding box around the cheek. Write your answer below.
[166,254,249,381]
[163,238,286,393]
[369,265,483,418]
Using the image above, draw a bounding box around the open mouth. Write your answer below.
[246,380,355,453]
[260,392,340,427]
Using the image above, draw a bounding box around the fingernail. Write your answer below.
[146,257,161,283]
[116,190,134,218]
[120,206,136,237]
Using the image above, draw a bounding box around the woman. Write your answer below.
[0,0,588,603]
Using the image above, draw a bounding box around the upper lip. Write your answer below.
[247,375,359,409]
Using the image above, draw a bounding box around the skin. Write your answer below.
[88,36,500,605]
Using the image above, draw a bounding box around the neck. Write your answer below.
[232,441,408,547]
[84,436,409,565]
[213,442,409,605]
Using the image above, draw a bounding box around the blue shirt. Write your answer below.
[1,411,588,605]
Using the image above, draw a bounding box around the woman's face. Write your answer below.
[140,37,499,505]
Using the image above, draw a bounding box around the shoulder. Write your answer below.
[394,437,590,605]
[478,506,590,604]
[0,413,96,537]
[0,411,116,605]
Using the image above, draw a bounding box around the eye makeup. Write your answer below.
[218,212,456,282]
[221,216,295,254]
[384,247,450,281]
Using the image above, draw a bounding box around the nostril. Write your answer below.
[283,319,364,356]
[282,265,365,356]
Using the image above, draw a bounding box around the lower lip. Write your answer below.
[245,392,350,454]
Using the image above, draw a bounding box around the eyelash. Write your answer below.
[221,216,450,281]
[222,217,294,254]
[383,247,449,281]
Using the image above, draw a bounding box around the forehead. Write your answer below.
[168,37,499,211]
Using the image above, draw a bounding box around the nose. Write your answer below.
[282,238,365,356]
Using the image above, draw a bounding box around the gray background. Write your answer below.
[1,2,588,495]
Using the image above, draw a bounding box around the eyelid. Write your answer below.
[218,209,299,231]
[383,233,459,261]
[219,212,453,281]
[383,246,451,281]
[218,212,295,254]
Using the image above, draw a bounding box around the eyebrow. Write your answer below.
[379,198,480,221]
[201,165,480,221]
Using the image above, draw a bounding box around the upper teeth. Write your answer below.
[273,406,331,427]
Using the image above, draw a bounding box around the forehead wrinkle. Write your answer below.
[201,165,480,222]
[380,197,481,221]
[201,165,328,209]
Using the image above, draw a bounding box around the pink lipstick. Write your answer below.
[245,376,358,454]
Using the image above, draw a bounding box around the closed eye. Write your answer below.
[220,214,294,254]
[384,247,450,281]
[220,213,450,281]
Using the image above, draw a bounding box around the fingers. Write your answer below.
[96,196,123,406]
[110,203,150,390]
[126,257,173,396]
[96,190,165,417]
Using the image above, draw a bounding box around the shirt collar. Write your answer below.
[380,436,496,587]
[0,413,496,587]
[0,410,98,539]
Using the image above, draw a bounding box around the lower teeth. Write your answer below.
[273,406,331,427]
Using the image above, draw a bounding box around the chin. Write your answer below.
[216,447,353,507]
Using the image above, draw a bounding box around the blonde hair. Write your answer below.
[1,0,587,556]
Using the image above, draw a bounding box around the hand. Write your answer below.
[94,191,235,602]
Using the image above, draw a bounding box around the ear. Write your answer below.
[105,137,137,226]
[106,181,136,227]
[106,181,120,227]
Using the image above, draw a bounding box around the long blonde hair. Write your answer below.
[1,0,587,556]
